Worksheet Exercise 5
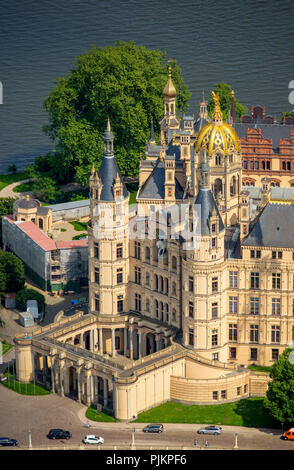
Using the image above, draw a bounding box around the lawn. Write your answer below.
[248,365,272,373]
[69,221,88,231]
[72,233,88,240]
[0,171,29,191]
[135,399,279,429]
[1,372,51,396]
[86,405,117,423]
[12,181,34,193]
[0,340,13,356]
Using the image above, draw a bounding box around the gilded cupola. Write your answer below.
[195,91,240,156]
[163,65,177,98]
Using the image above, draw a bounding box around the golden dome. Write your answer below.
[163,66,177,98]
[195,91,240,156]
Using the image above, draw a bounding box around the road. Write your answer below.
[0,385,292,450]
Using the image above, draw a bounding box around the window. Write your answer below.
[213,391,218,400]
[155,275,159,291]
[94,242,99,259]
[95,294,100,312]
[135,267,141,285]
[172,282,177,295]
[172,308,177,322]
[94,267,100,284]
[250,297,259,315]
[221,390,227,399]
[250,348,258,361]
[212,277,218,292]
[212,237,216,248]
[250,272,259,289]
[189,276,194,293]
[237,386,241,396]
[244,160,247,169]
[212,352,218,361]
[256,250,261,258]
[146,272,150,286]
[272,349,279,360]
[250,250,255,259]
[212,329,218,347]
[250,161,254,169]
[278,251,282,259]
[211,223,216,233]
[117,296,123,313]
[229,296,238,314]
[189,328,194,346]
[229,347,236,359]
[229,271,238,288]
[272,298,280,315]
[155,300,159,318]
[172,256,177,272]
[145,246,150,262]
[271,325,280,343]
[272,251,276,259]
[244,384,248,393]
[212,302,218,318]
[135,293,141,313]
[250,325,259,343]
[116,243,123,258]
[117,268,123,284]
[134,241,141,260]
[189,302,194,318]
[272,273,281,289]
[146,299,150,313]
[229,324,238,341]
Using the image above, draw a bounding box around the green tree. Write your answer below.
[281,111,294,123]
[33,177,63,204]
[264,348,294,424]
[0,251,25,293]
[15,288,45,312]
[0,197,16,247]
[43,41,191,182]
[7,164,17,173]
[207,83,248,121]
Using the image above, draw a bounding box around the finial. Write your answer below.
[232,90,235,97]
[107,117,111,132]
[26,194,30,201]
[91,163,95,174]
[202,89,205,102]
[211,91,223,122]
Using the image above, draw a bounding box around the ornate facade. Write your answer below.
[14,71,294,420]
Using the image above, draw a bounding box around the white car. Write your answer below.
[82,435,104,445]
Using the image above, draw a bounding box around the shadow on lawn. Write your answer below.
[233,398,280,432]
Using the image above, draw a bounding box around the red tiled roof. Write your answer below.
[17,221,56,251]
[3,215,14,224]
[55,240,88,249]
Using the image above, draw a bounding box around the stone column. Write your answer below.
[42,355,47,384]
[77,369,82,403]
[89,329,94,352]
[155,335,161,352]
[129,328,134,360]
[59,365,65,397]
[99,328,103,354]
[112,329,116,357]
[93,329,98,351]
[164,337,169,349]
[138,331,143,359]
[51,360,55,393]
[103,378,108,408]
[86,371,92,406]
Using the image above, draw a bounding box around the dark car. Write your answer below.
[0,437,18,446]
[197,426,222,435]
[143,424,164,433]
[47,429,72,440]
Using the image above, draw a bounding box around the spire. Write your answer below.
[103,118,114,157]
[229,90,236,124]
[199,90,208,120]
[149,119,156,144]
[211,91,223,123]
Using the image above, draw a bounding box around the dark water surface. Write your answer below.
[0,0,293,173]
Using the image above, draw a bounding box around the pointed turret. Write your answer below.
[149,119,156,145]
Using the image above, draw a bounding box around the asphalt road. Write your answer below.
[0,385,292,451]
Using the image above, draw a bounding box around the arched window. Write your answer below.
[172,282,177,295]
[160,276,164,292]
[146,299,150,313]
[160,302,164,321]
[155,300,159,318]
[146,272,150,286]
[172,309,177,322]
[172,256,177,272]
[145,246,150,262]
[155,274,158,291]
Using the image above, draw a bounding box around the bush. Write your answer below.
[15,288,45,312]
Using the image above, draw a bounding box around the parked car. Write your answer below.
[281,428,294,440]
[0,437,18,446]
[197,426,222,435]
[47,429,72,440]
[82,435,104,445]
[143,424,164,433]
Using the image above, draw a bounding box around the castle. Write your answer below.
[14,68,294,420]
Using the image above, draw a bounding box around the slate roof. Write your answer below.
[233,123,294,148]
[98,155,129,202]
[137,160,184,200]
[194,117,209,134]
[194,188,224,236]
[242,202,294,248]
[14,198,40,210]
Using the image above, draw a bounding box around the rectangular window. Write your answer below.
[278,251,283,259]
[250,325,259,343]
[117,268,123,284]
[94,242,99,259]
[212,277,218,292]
[135,293,141,313]
[229,296,238,314]
[272,273,281,289]
[251,272,259,289]
[229,324,237,341]
[237,386,241,396]
[189,328,194,346]
[116,243,123,258]
[211,223,216,233]
[134,266,141,285]
[212,237,216,248]
[95,294,100,312]
[250,250,255,259]
[212,302,218,318]
[213,391,218,400]
[272,298,281,315]
[272,251,276,259]
[256,250,261,258]
[117,296,123,313]
[271,325,280,343]
[212,352,219,361]
[134,241,141,260]
[250,348,258,361]
[94,267,100,284]
[229,271,238,288]
[229,347,236,359]
[244,384,248,393]
[272,349,279,361]
[221,390,227,399]
[189,301,194,318]
[212,329,218,347]
[189,276,194,293]
[250,297,259,315]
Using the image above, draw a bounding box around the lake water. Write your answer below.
[0,0,293,173]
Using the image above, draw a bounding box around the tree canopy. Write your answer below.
[15,288,45,312]
[207,82,248,121]
[43,41,191,185]
[264,348,294,424]
[0,251,25,294]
